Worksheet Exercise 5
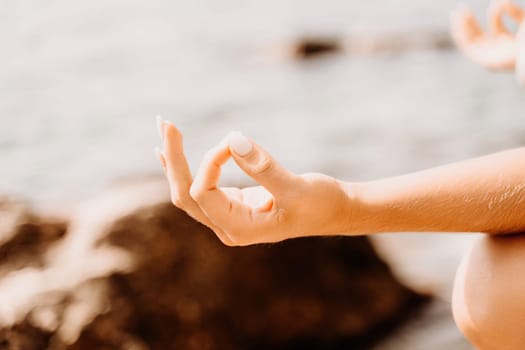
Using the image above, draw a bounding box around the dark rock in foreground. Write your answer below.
[0,180,427,350]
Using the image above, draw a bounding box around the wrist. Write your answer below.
[337,180,378,235]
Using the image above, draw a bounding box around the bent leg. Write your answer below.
[452,234,525,350]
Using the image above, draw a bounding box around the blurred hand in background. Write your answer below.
[451,0,525,70]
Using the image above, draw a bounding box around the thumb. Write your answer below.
[227,131,299,197]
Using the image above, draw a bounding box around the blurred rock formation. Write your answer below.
[293,37,343,59]
[0,180,427,350]
[292,31,453,59]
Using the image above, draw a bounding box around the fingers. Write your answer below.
[451,4,484,47]
[504,1,525,22]
[192,140,230,192]
[451,5,483,41]
[227,131,301,198]
[488,0,510,35]
[162,122,204,216]
[190,141,249,233]
[452,0,524,39]
[495,0,525,23]
[155,117,235,245]
[155,122,292,245]
[155,116,168,173]
[189,139,280,245]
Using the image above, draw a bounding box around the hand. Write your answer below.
[451,0,525,70]
[155,117,357,246]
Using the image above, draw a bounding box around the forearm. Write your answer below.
[345,148,525,235]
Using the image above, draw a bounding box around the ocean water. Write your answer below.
[2,0,524,202]
[2,0,525,348]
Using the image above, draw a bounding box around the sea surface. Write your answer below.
[2,0,525,348]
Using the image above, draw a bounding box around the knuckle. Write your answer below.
[275,208,288,224]
[202,147,220,165]
[251,156,273,175]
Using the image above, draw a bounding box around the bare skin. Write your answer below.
[155,118,525,244]
[450,1,525,349]
[156,119,525,349]
[451,0,525,83]
[154,2,525,347]
[155,118,354,246]
[453,234,525,350]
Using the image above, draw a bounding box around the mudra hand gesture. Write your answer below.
[155,117,357,246]
[451,0,525,70]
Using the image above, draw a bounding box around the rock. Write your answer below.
[344,31,453,55]
[290,31,453,60]
[292,37,343,59]
[0,323,53,350]
[0,180,428,350]
[0,196,67,278]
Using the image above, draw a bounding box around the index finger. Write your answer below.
[189,141,255,239]
[451,5,483,46]
[161,121,236,245]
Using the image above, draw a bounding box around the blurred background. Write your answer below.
[2,0,525,348]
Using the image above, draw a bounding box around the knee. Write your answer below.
[452,234,525,350]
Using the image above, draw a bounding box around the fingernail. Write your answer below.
[227,131,253,157]
[156,115,163,139]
